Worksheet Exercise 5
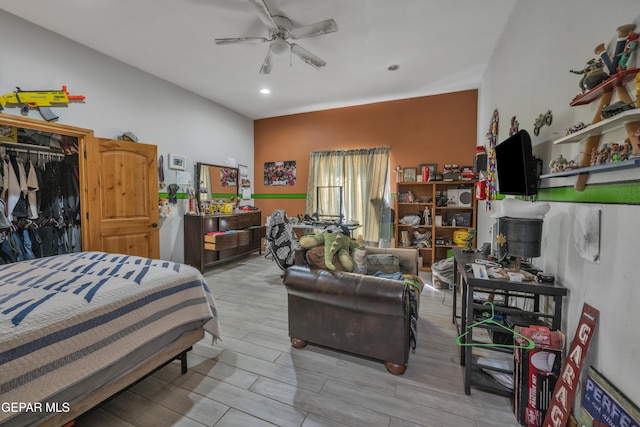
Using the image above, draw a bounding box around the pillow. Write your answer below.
[305,246,345,271]
[351,247,367,275]
[366,254,401,275]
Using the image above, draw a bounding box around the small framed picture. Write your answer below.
[403,167,417,182]
[168,153,186,170]
[419,163,437,181]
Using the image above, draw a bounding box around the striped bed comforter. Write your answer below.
[0,252,220,423]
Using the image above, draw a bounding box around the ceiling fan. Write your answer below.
[215,0,338,74]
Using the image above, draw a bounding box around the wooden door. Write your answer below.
[82,137,159,258]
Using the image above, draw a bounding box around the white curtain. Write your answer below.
[306,147,390,245]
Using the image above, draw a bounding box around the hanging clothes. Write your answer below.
[0,141,81,265]
[6,154,28,221]
[26,159,39,219]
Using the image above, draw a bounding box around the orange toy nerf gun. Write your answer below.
[0,85,85,121]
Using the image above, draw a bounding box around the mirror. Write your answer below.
[195,162,239,212]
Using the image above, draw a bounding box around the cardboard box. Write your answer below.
[513,326,565,426]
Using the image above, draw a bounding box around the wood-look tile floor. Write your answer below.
[75,254,521,427]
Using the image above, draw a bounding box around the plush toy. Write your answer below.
[299,232,360,271]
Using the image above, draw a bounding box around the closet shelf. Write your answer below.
[540,157,640,179]
[553,110,640,145]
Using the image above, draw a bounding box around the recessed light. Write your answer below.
[387,64,399,71]
[260,88,271,94]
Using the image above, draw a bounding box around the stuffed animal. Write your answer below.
[299,232,360,271]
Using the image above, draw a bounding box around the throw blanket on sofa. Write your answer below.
[372,271,423,349]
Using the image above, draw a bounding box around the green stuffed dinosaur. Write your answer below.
[299,232,360,272]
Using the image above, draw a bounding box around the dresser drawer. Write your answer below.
[237,212,260,229]
[250,225,266,240]
[237,230,251,246]
[204,232,237,251]
[218,216,238,231]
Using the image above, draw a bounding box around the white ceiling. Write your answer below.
[0,0,516,120]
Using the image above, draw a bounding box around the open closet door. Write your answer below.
[83,137,159,258]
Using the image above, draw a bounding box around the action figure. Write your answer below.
[594,24,636,74]
[616,32,638,71]
[569,59,608,92]
[509,116,520,136]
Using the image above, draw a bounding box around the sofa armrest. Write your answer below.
[284,265,408,317]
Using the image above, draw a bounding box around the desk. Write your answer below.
[452,248,567,395]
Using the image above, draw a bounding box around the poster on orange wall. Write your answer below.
[264,161,296,186]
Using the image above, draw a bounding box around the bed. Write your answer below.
[0,251,221,427]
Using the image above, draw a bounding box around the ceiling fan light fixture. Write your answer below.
[269,39,289,55]
[217,0,337,74]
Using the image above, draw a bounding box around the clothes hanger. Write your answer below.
[456,301,535,349]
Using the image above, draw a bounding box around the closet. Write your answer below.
[1,135,81,264]
[0,114,159,261]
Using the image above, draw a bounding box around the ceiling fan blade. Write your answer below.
[290,19,338,39]
[215,37,268,45]
[290,43,326,69]
[249,0,279,32]
[259,48,273,74]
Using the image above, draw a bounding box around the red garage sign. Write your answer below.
[543,303,599,427]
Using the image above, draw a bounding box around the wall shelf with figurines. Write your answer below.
[540,21,640,191]
[540,157,640,179]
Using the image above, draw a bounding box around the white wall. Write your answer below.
[477,0,640,408]
[0,11,254,263]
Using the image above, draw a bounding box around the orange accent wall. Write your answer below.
[254,90,478,219]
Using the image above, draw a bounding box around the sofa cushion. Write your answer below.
[366,254,401,275]
[306,246,345,271]
[352,247,368,274]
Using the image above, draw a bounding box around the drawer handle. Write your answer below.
[149,223,158,228]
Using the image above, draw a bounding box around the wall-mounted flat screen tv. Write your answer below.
[495,129,540,196]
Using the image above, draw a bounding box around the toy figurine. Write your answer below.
[549,155,568,173]
[617,32,638,71]
[509,116,520,136]
[393,166,403,183]
[159,198,171,218]
[621,138,634,161]
[610,143,622,162]
[594,24,636,74]
[569,59,609,92]
[533,110,553,136]
[566,122,588,135]
[590,147,599,166]
[598,144,610,164]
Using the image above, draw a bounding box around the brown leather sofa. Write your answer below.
[283,246,419,374]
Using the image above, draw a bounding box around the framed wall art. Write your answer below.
[403,167,417,182]
[419,163,437,181]
[168,153,186,171]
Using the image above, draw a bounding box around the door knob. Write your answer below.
[149,223,158,228]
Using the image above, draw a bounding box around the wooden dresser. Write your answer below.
[184,211,265,272]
